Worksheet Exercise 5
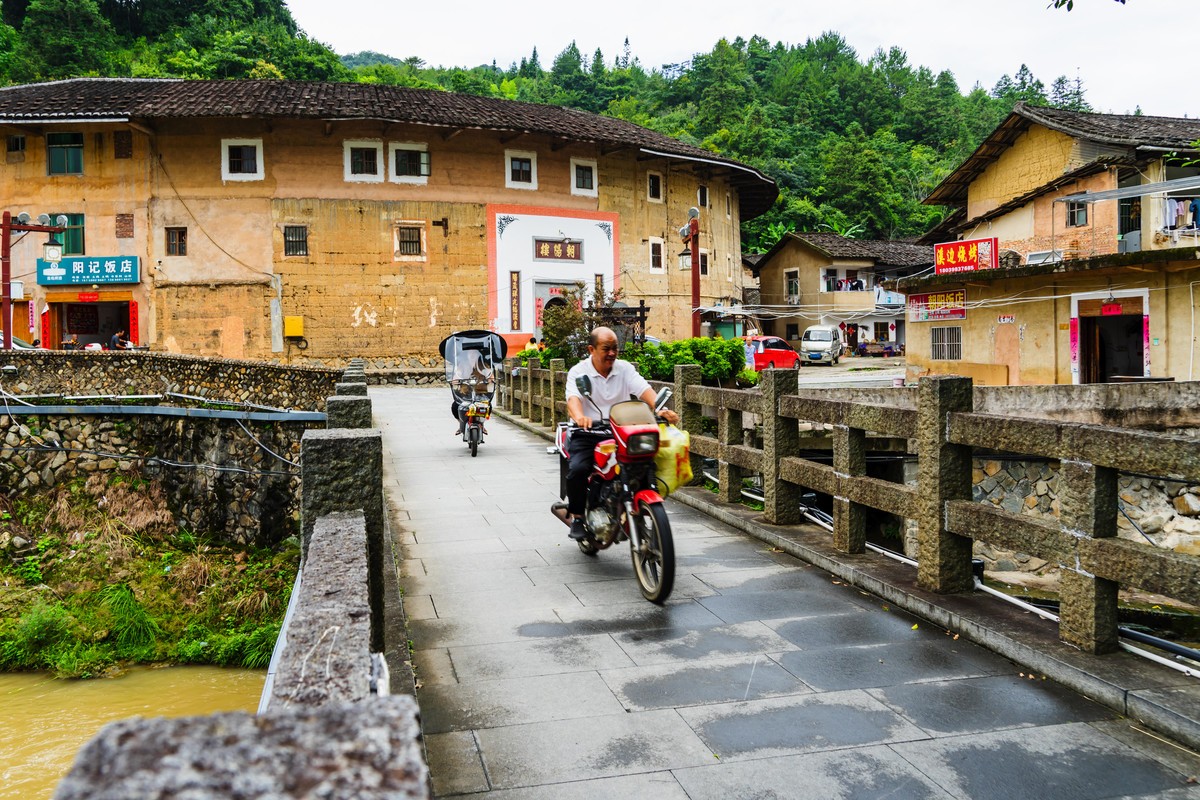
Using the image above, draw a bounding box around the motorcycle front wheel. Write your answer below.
[630,502,674,604]
[468,424,480,457]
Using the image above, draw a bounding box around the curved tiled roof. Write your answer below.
[0,78,778,217]
[753,231,933,275]
[925,102,1200,207]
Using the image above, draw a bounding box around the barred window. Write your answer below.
[396,225,423,257]
[284,225,308,257]
[350,147,378,175]
[931,326,962,360]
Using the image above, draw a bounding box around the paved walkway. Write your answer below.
[372,386,1200,800]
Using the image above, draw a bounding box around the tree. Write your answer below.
[12,0,117,80]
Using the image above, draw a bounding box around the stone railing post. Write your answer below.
[502,358,517,412]
[334,380,368,397]
[301,427,385,650]
[1058,462,1120,653]
[760,367,800,525]
[717,402,744,505]
[674,364,703,484]
[832,425,866,553]
[326,395,372,429]
[916,375,974,593]
[549,358,566,424]
[537,362,550,427]
[523,359,534,421]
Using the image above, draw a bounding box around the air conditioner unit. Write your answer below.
[785,295,800,305]
[1025,250,1063,265]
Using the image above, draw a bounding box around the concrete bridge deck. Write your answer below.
[373,386,1200,800]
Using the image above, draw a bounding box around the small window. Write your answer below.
[47,132,84,175]
[726,192,732,218]
[647,171,663,202]
[699,250,709,276]
[7,135,25,153]
[648,237,664,273]
[505,149,537,190]
[394,223,426,260]
[390,142,429,184]
[221,138,264,181]
[571,157,597,197]
[785,270,799,297]
[1067,201,1087,227]
[165,227,187,256]
[113,130,133,159]
[931,326,962,360]
[284,225,308,256]
[343,140,383,183]
[53,213,85,255]
[698,185,708,208]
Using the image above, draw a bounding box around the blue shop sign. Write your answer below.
[37,256,140,286]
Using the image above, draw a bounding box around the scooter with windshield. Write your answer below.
[439,330,507,457]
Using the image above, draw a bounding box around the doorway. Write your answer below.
[1078,314,1143,383]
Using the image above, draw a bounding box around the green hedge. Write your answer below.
[624,337,746,382]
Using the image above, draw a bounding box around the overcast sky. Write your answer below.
[285,0,1192,119]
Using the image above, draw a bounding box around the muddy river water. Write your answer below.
[0,666,264,799]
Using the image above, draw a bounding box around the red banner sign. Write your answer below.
[1101,303,1123,316]
[934,237,998,275]
[76,292,100,303]
[908,290,966,322]
[128,300,139,345]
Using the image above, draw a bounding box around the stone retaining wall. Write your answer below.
[0,410,319,546]
[0,350,339,411]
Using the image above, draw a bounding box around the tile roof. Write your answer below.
[925,102,1200,207]
[752,231,934,274]
[0,78,778,216]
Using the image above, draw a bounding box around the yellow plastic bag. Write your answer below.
[654,423,693,497]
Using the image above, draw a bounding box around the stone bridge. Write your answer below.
[27,352,1200,798]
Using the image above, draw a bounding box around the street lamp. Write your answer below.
[677,206,701,338]
[1,211,66,350]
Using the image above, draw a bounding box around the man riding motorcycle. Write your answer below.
[563,327,678,540]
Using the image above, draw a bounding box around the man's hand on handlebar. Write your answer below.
[572,415,595,430]
[659,409,680,426]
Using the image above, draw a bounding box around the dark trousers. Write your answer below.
[566,430,606,516]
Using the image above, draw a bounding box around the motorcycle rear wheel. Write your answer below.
[630,502,674,604]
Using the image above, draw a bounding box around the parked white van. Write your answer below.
[799,325,845,365]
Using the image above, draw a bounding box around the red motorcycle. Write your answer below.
[552,380,675,603]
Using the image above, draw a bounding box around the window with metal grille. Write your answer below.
[930,326,962,360]
[350,147,378,175]
[284,226,308,256]
[47,132,83,175]
[53,213,85,255]
[1067,201,1087,227]
[166,227,187,256]
[7,135,25,153]
[396,226,422,257]
[113,130,133,159]
[649,240,663,272]
[394,148,429,177]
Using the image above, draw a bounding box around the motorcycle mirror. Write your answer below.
[654,386,673,411]
[575,375,592,397]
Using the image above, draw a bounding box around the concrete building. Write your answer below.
[898,102,1200,385]
[751,232,930,351]
[0,78,776,363]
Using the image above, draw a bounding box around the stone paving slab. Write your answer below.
[672,745,957,800]
[888,722,1194,800]
[869,673,1117,736]
[372,388,1200,799]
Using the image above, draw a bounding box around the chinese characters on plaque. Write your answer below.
[532,239,583,262]
[908,290,967,322]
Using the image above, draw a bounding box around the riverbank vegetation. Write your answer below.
[0,473,297,678]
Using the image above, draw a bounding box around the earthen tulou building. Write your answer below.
[0,78,777,363]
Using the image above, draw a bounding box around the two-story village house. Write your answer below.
[0,79,776,363]
[898,102,1200,385]
[752,232,930,352]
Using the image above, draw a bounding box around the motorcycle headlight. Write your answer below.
[626,432,659,455]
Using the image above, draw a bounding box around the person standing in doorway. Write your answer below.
[109,329,130,350]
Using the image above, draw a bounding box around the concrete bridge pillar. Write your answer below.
[916,375,974,593]
[832,425,867,553]
[674,365,704,489]
[1058,461,1120,653]
[759,368,800,525]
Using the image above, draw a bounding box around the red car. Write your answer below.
[744,335,801,371]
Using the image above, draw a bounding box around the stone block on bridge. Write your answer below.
[326,395,373,429]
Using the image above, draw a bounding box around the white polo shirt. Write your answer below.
[565,357,651,419]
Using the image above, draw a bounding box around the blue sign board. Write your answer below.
[37,256,140,286]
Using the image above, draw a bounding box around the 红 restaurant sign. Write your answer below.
[934,237,997,275]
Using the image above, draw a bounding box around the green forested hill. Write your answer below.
[0,0,1095,248]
